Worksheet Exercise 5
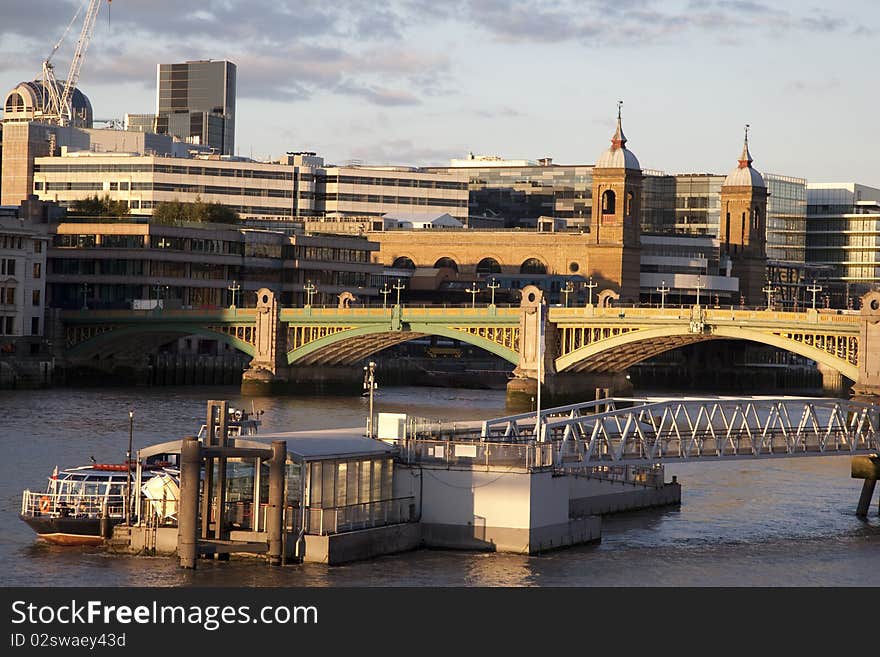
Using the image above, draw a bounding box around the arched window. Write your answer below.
[520,258,547,275]
[392,256,416,270]
[601,189,616,214]
[5,92,24,113]
[476,257,501,276]
[753,207,761,230]
[433,257,459,273]
[625,191,634,216]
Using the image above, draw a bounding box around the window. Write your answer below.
[31,317,39,335]
[32,290,40,306]
[33,262,41,279]
[4,287,14,304]
[4,316,13,334]
[34,241,42,254]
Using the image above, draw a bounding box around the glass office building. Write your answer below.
[156,60,236,156]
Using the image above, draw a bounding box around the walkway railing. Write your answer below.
[401,439,554,470]
[21,490,123,519]
[304,497,416,536]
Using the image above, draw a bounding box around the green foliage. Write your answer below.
[69,194,130,218]
[150,197,241,225]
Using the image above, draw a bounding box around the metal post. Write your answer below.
[856,479,876,518]
[380,282,391,309]
[695,275,704,307]
[178,435,201,569]
[267,440,286,566]
[125,410,133,525]
[585,276,597,306]
[488,277,500,307]
[763,279,775,310]
[561,281,574,307]
[363,361,377,438]
[303,280,316,307]
[807,280,822,311]
[465,283,480,308]
[393,278,406,306]
[656,280,670,309]
[227,279,240,309]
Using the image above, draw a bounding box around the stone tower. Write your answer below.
[719,126,769,306]
[590,102,642,303]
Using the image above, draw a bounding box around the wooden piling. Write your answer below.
[178,436,201,569]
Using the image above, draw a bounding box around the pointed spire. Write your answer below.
[738,123,753,169]
[611,100,627,150]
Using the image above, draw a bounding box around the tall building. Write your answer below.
[806,182,880,307]
[156,60,236,156]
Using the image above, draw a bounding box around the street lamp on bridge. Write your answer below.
[487,277,500,307]
[585,276,598,306]
[227,279,240,309]
[762,279,776,311]
[465,283,481,308]
[304,280,317,307]
[561,280,574,307]
[656,280,670,309]
[807,280,823,311]
[393,279,406,306]
[380,282,391,309]
[694,276,705,307]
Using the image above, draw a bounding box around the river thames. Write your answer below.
[1,385,878,587]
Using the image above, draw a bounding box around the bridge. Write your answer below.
[58,287,880,401]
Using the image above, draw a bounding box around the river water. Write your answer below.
[1,385,877,587]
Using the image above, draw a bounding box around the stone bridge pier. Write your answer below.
[853,290,880,402]
[506,286,632,409]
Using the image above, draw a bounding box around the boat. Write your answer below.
[19,404,263,546]
[19,462,177,546]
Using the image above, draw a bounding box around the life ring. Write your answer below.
[39,496,51,513]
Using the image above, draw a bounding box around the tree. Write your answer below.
[150,197,240,225]
[69,194,130,218]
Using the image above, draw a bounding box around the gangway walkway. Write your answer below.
[477,397,880,467]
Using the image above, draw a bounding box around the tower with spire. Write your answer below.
[720,125,769,306]
[590,101,642,302]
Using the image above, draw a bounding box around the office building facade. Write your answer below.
[806,182,880,307]
[156,60,236,156]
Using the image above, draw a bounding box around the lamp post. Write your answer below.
[656,280,670,309]
[363,361,377,438]
[561,280,574,307]
[125,410,133,526]
[487,277,500,307]
[393,279,406,306]
[227,279,240,309]
[380,282,391,309]
[694,276,705,307]
[304,280,316,307]
[762,279,775,310]
[585,276,598,306]
[807,280,822,310]
[465,283,480,308]
[80,282,90,310]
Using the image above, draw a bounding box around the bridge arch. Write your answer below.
[287,324,518,367]
[555,325,858,382]
[65,324,256,360]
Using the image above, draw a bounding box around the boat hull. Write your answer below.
[19,514,121,546]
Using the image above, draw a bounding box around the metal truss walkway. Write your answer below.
[480,397,880,467]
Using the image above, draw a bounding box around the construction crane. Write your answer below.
[39,0,107,126]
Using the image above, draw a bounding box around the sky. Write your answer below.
[0,0,877,186]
